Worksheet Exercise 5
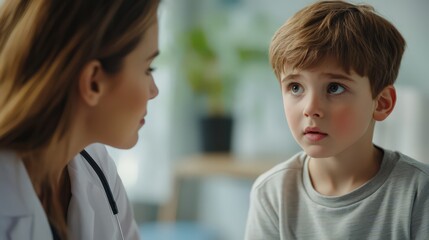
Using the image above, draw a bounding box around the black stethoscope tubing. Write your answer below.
[80,150,119,215]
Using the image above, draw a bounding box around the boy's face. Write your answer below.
[280,57,377,158]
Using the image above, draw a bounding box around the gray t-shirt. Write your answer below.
[245,149,429,240]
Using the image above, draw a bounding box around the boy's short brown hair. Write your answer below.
[269,0,406,97]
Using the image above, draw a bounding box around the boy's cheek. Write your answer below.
[331,107,359,136]
[284,112,301,137]
[283,101,297,121]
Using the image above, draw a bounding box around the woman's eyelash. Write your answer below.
[146,67,156,75]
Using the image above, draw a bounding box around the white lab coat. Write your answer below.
[0,143,140,240]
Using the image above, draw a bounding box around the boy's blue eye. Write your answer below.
[289,83,304,95]
[327,83,345,95]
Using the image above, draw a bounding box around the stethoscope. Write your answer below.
[80,150,125,240]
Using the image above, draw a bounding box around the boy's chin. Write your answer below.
[301,145,334,159]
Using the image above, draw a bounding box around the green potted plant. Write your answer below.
[182,27,233,152]
[182,26,267,152]
[184,28,226,116]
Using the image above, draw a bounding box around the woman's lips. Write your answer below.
[140,119,145,125]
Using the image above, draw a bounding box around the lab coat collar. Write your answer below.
[0,150,38,216]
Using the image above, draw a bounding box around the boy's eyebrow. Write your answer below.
[281,74,300,82]
[281,72,355,83]
[322,73,354,82]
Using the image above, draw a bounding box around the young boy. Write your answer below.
[245,1,429,239]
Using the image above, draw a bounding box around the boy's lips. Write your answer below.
[303,127,328,141]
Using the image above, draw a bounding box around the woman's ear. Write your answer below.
[78,60,106,106]
[373,85,397,121]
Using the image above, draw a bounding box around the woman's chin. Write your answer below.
[108,137,139,150]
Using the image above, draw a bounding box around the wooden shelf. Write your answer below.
[158,153,281,221]
[175,153,280,179]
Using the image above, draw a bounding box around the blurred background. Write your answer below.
[103,0,429,239]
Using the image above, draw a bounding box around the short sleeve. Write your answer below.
[411,179,429,239]
[244,183,280,240]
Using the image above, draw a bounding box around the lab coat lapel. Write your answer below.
[67,155,97,240]
[0,151,53,240]
[67,152,120,240]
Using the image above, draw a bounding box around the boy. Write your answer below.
[245,1,429,239]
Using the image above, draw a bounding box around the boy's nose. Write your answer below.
[303,94,324,118]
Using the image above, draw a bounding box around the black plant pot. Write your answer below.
[200,116,233,152]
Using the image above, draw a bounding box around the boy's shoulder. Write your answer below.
[385,149,429,207]
[391,150,429,180]
[381,148,429,199]
[252,151,307,192]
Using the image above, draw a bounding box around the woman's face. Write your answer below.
[93,18,159,149]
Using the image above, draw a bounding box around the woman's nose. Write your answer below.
[149,80,159,100]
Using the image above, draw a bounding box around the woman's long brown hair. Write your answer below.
[0,0,159,239]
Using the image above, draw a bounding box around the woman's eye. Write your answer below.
[288,83,304,95]
[146,67,155,75]
[327,83,345,95]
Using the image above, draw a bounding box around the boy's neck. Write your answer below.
[307,144,383,197]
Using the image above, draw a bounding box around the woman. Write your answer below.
[0,0,160,239]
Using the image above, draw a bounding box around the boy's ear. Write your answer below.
[373,85,396,121]
[78,60,108,106]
